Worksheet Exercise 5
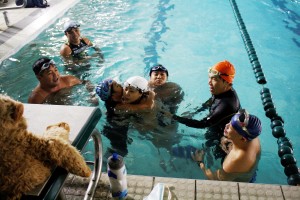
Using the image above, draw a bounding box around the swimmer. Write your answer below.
[96,76,155,156]
[192,109,262,182]
[163,60,241,162]
[148,64,184,114]
[28,57,97,105]
[60,20,103,64]
[96,76,155,113]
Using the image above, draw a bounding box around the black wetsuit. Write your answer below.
[174,88,240,134]
[66,38,89,58]
[102,100,130,157]
[173,88,240,159]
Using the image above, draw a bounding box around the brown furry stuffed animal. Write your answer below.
[0,95,92,200]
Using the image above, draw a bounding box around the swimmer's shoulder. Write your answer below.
[28,87,47,104]
[61,75,82,86]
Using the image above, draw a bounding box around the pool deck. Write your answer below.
[0,0,80,62]
[66,173,300,200]
[0,0,300,199]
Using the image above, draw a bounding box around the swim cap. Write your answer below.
[231,110,262,141]
[211,60,235,84]
[149,64,169,76]
[32,57,56,75]
[124,76,148,92]
[64,20,80,32]
[95,79,113,101]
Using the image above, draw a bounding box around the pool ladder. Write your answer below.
[0,0,27,27]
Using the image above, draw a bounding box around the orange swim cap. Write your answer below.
[211,60,235,84]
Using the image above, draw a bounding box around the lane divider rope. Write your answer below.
[229,0,300,185]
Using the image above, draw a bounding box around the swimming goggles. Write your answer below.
[66,25,80,33]
[208,67,234,78]
[235,109,252,137]
[150,64,169,76]
[123,82,142,93]
[39,60,56,72]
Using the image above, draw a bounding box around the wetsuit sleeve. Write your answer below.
[173,97,236,128]
[173,114,209,128]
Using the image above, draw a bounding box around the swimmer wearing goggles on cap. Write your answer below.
[29,57,97,105]
[60,20,103,64]
[192,109,262,183]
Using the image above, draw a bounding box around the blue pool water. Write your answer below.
[0,0,300,185]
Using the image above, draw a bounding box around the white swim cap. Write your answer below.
[64,20,80,32]
[124,76,148,92]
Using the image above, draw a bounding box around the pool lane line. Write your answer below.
[229,0,300,186]
[142,0,174,75]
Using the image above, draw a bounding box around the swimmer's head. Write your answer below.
[208,60,235,84]
[230,109,262,141]
[149,64,169,77]
[32,57,56,75]
[96,79,113,101]
[124,76,148,93]
[64,20,80,33]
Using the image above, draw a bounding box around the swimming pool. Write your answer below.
[0,0,299,185]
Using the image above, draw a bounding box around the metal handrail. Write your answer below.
[0,0,27,10]
[84,129,103,200]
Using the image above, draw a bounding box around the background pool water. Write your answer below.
[0,0,300,185]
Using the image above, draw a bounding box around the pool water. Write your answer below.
[1,0,300,185]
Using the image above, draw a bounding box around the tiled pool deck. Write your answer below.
[64,173,300,200]
[0,0,299,199]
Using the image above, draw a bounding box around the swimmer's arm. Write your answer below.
[92,46,104,60]
[88,41,104,60]
[199,163,219,180]
[195,97,212,113]
[115,91,155,112]
[81,80,95,92]
[115,102,150,112]
[63,75,82,87]
[79,79,99,106]
[181,97,212,118]
[82,37,93,46]
[199,163,235,181]
[60,44,72,58]
[204,157,245,181]
[28,91,45,104]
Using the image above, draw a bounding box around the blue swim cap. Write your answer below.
[231,109,262,141]
[96,79,113,101]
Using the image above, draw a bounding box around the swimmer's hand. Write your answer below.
[191,149,205,163]
[220,136,233,154]
[181,111,195,118]
[82,80,95,92]
[159,110,173,118]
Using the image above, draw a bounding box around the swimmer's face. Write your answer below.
[208,75,229,95]
[37,65,60,87]
[122,86,142,104]
[111,81,123,102]
[224,123,235,139]
[149,71,167,87]
[224,123,243,140]
[65,27,81,44]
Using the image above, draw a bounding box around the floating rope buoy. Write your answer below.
[229,0,300,185]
